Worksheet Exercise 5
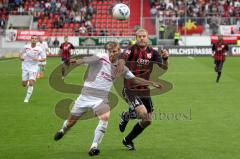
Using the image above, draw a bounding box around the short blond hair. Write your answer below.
[105,41,120,50]
[136,28,149,36]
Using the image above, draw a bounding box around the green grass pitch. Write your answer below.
[0,57,239,159]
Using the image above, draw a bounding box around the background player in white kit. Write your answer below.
[19,35,46,103]
[37,36,49,78]
[53,42,161,156]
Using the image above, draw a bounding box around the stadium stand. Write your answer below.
[1,0,240,36]
[149,0,240,36]
[0,0,137,36]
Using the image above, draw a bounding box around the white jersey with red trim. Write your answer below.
[21,44,46,72]
[82,54,134,92]
[37,41,49,53]
[37,41,48,65]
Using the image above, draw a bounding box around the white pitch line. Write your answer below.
[187,56,194,60]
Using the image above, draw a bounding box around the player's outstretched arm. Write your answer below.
[160,49,169,69]
[19,52,24,61]
[70,58,85,65]
[70,55,100,65]
[131,77,162,89]
[115,59,126,75]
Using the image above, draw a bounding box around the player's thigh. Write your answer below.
[22,69,29,82]
[218,61,224,70]
[28,71,37,84]
[140,97,154,113]
[94,101,111,121]
[215,60,224,71]
[122,88,143,111]
[61,59,70,67]
[135,105,148,119]
[70,100,90,117]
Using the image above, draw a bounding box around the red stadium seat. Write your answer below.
[64,23,69,28]
[69,23,75,29]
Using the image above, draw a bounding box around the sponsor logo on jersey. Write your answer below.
[137,58,150,65]
[147,53,152,59]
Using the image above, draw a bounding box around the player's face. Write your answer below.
[31,36,38,44]
[136,31,148,48]
[64,37,68,42]
[109,47,120,63]
[218,35,223,43]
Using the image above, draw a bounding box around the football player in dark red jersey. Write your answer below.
[59,36,75,79]
[212,35,229,83]
[116,28,169,150]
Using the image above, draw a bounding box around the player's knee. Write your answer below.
[22,82,27,87]
[99,113,110,121]
[136,106,148,119]
[101,116,109,121]
[28,81,34,86]
[140,120,152,128]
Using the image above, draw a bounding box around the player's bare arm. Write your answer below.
[19,52,24,61]
[130,77,162,89]
[70,58,85,65]
[116,59,126,75]
[160,49,169,70]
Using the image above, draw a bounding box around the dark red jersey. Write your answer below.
[119,44,163,91]
[212,42,228,61]
[60,42,74,60]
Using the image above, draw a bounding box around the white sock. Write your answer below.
[25,86,33,100]
[61,120,70,133]
[91,120,108,149]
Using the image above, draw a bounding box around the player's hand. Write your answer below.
[161,49,169,59]
[151,81,162,89]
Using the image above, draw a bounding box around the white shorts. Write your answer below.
[71,94,109,117]
[22,69,37,81]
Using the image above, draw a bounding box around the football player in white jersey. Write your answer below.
[19,35,46,103]
[53,42,161,156]
[37,36,49,78]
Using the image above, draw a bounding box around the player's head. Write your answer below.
[218,35,223,43]
[38,36,43,42]
[64,36,68,43]
[136,28,149,48]
[31,35,38,45]
[106,41,121,63]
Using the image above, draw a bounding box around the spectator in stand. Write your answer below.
[87,5,94,16]
[53,37,60,47]
[0,18,5,29]
[56,0,61,12]
[14,0,22,6]
[8,23,13,29]
[47,37,53,47]
[74,11,82,23]
[79,25,87,35]
[17,5,25,15]
[50,0,56,13]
